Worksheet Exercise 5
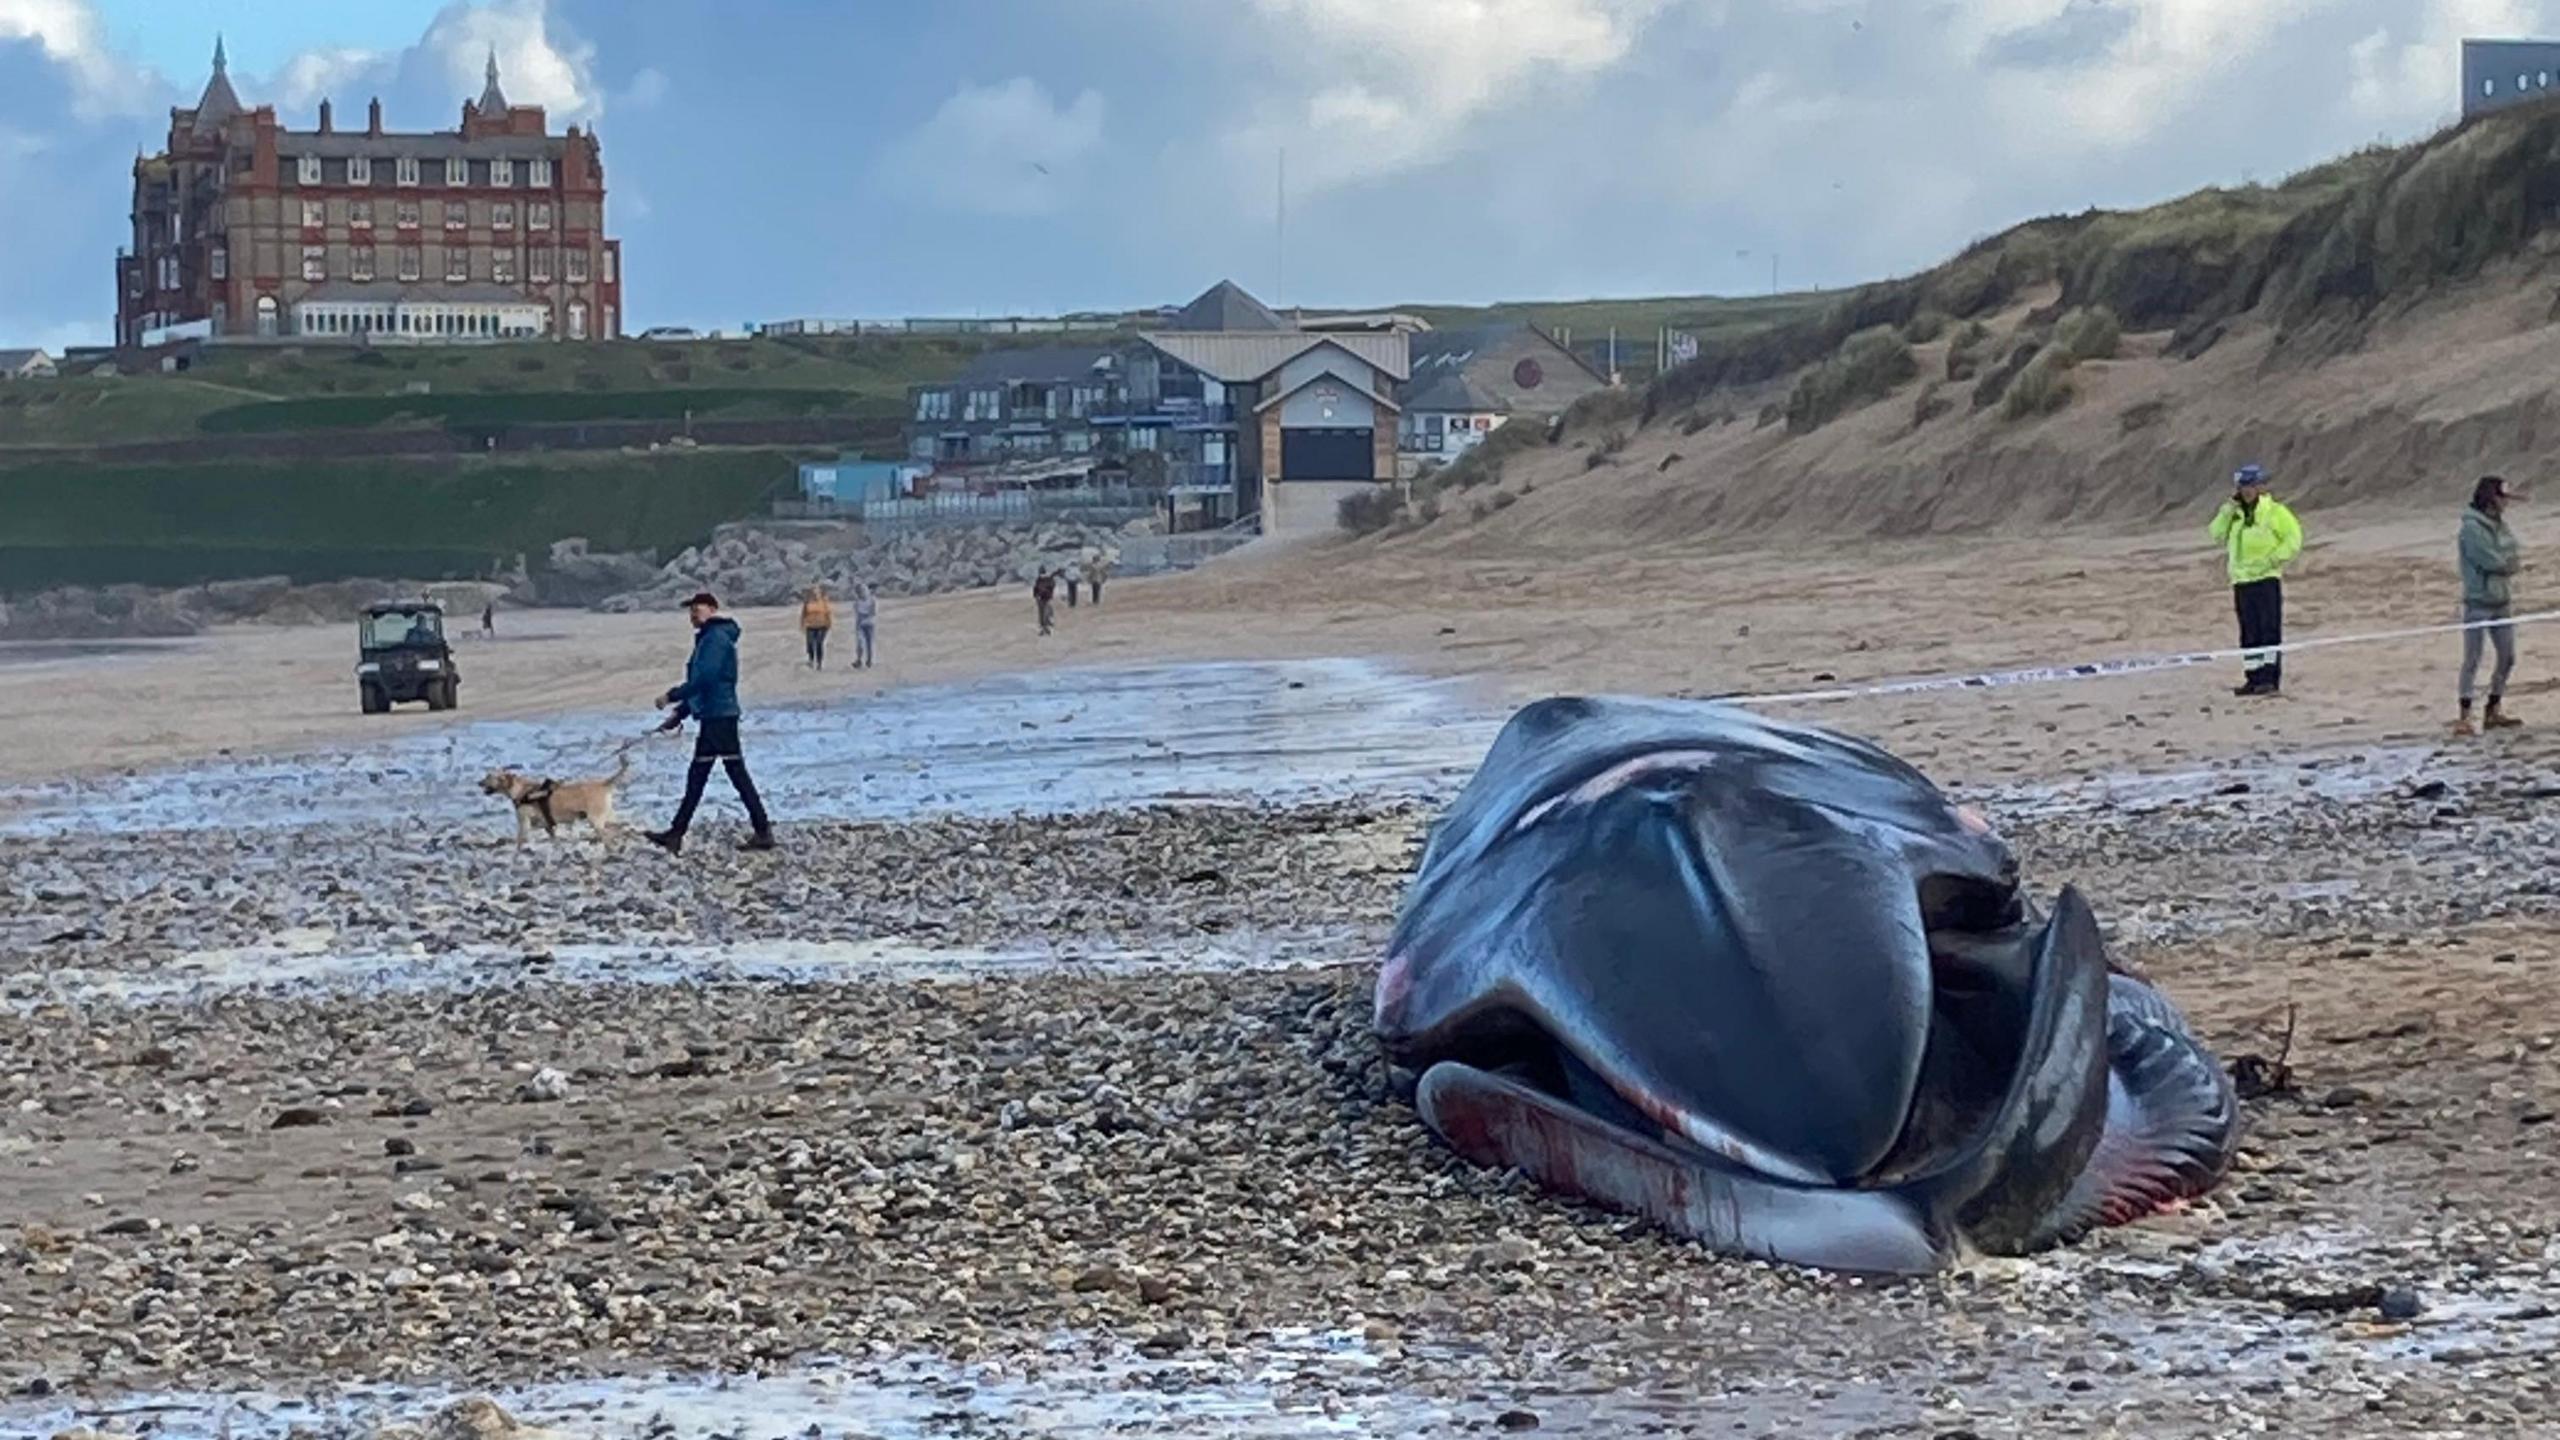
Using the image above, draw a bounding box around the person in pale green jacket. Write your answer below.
[2207,464,2304,696]
[2454,475,2524,735]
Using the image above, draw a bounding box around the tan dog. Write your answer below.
[479,755,629,845]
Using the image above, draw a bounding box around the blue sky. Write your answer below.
[0,0,2549,350]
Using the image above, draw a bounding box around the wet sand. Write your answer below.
[6,513,2560,1436]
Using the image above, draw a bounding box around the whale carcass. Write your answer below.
[1373,697,2238,1275]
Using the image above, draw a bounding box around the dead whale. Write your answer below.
[1373,697,2237,1275]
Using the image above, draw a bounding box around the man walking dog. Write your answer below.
[646,591,776,854]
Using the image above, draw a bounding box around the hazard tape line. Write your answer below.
[1718,607,2560,707]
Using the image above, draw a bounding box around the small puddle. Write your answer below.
[0,658,1499,837]
[10,928,1376,1010]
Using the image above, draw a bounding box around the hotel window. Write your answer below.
[492,158,513,187]
[529,157,552,187]
[601,248,615,284]
[446,156,469,186]
[302,199,325,229]
[529,201,553,230]
[297,154,321,185]
[493,252,516,284]
[396,200,420,229]
[492,202,515,230]
[530,248,551,283]
[349,155,372,185]
[302,246,327,282]
[351,247,375,282]
[398,247,421,281]
[447,248,470,282]
[210,245,227,280]
[396,155,420,186]
[445,200,466,230]
[565,249,588,283]
[349,200,373,229]
[567,301,588,340]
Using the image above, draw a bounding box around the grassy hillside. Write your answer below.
[0,449,797,592]
[1402,292,1830,344]
[1350,96,2560,543]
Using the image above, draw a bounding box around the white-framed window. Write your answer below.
[445,201,466,230]
[302,199,325,229]
[567,301,588,340]
[349,155,372,185]
[297,154,321,185]
[530,248,552,283]
[602,306,615,339]
[530,157,552,187]
[565,249,588,283]
[492,202,515,230]
[914,390,952,421]
[256,295,278,336]
[398,247,421,282]
[601,248,615,284]
[349,199,373,229]
[493,251,516,284]
[447,248,470,283]
[302,246,327,282]
[529,201,553,230]
[396,155,419,186]
[491,158,514,187]
[445,155,469,186]
[351,247,375,282]
[170,212,183,243]
[396,200,420,230]
[210,245,228,280]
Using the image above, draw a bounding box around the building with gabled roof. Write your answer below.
[118,38,621,347]
[1396,323,1609,475]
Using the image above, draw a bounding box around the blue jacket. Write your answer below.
[664,616,743,721]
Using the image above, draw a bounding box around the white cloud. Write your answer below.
[620,66,668,111]
[271,47,389,111]
[1227,0,1667,191]
[417,0,601,119]
[0,0,154,117]
[880,77,1107,217]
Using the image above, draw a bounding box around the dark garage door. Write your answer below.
[1280,427,1373,480]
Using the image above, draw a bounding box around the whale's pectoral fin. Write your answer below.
[2025,978,2242,1248]
[1415,1061,1951,1276]
[1900,884,2115,1255]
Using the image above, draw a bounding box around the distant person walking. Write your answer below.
[2455,475,2525,736]
[481,600,495,638]
[2208,463,2303,697]
[1088,554,1110,605]
[1033,568,1058,636]
[646,591,776,855]
[1065,563,1082,608]
[799,584,834,670]
[852,580,877,668]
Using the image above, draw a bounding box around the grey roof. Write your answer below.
[1144,332,1410,383]
[298,281,539,304]
[946,343,1118,387]
[1253,370,1400,415]
[1167,280,1287,332]
[193,37,243,133]
[1411,322,1610,384]
[0,348,55,371]
[277,131,567,160]
[1403,368,1507,413]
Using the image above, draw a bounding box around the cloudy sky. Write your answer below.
[0,0,2550,347]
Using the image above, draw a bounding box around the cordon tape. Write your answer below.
[1716,607,2560,708]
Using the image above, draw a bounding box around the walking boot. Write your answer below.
[2452,710,2477,738]
[644,829,683,855]
[2485,699,2522,730]
[739,828,778,852]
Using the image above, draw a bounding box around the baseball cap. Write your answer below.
[681,591,720,609]
[2232,463,2266,486]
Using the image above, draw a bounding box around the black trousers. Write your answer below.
[804,626,828,667]
[667,716,770,837]
[2234,578,2283,689]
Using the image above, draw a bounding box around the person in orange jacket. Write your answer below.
[799,584,835,670]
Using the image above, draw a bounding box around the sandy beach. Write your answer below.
[5,512,2559,1437]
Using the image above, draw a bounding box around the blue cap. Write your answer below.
[2233,463,2266,486]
